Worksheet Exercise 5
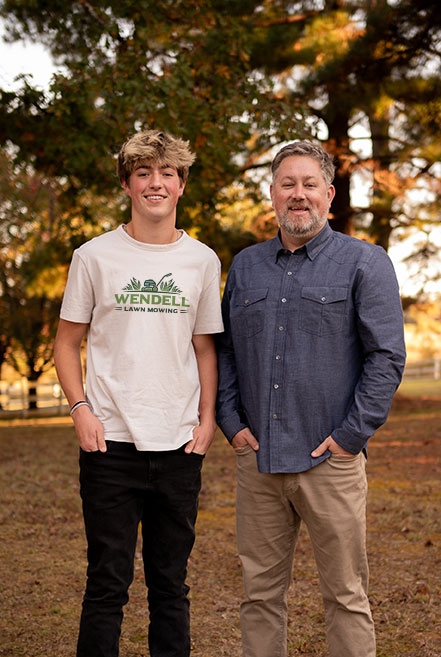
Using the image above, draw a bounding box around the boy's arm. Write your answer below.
[185,334,218,455]
[54,318,106,453]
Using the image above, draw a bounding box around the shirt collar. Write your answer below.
[275,222,333,262]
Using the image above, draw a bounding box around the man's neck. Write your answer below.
[279,231,311,252]
[279,223,327,252]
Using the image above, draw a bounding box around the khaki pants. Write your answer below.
[236,447,376,657]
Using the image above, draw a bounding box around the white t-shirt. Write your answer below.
[60,226,224,451]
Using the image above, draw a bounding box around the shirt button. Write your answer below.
[287,271,292,276]
[244,299,249,305]
[321,297,326,302]
[275,355,281,360]
[279,326,284,331]
[273,383,279,389]
[281,298,287,303]
[272,413,278,419]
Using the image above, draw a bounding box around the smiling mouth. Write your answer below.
[144,195,166,200]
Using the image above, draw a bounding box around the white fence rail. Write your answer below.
[0,380,68,415]
[402,358,441,380]
[0,359,440,416]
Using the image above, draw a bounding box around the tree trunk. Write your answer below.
[27,371,41,410]
[0,343,6,410]
[324,102,354,236]
[369,112,393,250]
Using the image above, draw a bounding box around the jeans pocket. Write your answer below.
[186,451,205,461]
[328,452,361,471]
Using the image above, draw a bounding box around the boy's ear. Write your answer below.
[122,179,131,196]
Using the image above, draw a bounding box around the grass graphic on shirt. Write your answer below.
[123,273,182,294]
[115,273,189,313]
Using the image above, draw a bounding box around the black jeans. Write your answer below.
[77,441,203,657]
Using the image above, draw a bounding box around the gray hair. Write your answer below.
[271,141,336,187]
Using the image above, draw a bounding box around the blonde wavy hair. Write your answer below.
[117,130,196,184]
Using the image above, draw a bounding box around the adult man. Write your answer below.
[216,141,406,657]
[54,129,223,657]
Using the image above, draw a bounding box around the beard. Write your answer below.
[277,204,327,238]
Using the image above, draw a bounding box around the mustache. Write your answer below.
[287,203,310,210]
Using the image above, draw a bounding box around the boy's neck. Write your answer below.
[124,220,181,245]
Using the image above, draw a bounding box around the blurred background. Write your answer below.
[0,0,440,414]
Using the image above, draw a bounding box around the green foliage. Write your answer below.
[244,0,441,248]
[0,0,306,244]
[0,148,116,400]
[1,0,441,392]
[2,0,439,253]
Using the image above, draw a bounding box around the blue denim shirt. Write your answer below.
[216,223,406,474]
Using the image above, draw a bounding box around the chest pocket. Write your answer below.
[230,288,268,337]
[298,286,348,336]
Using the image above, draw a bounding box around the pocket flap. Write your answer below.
[233,288,268,307]
[301,287,348,304]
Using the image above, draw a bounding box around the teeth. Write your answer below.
[145,195,164,200]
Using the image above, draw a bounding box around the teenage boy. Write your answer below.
[54,129,223,657]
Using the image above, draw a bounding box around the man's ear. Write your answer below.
[327,184,336,205]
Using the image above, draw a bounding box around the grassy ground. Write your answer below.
[1,393,440,657]
[398,378,441,398]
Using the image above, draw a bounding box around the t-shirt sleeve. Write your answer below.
[59,251,95,324]
[192,255,224,335]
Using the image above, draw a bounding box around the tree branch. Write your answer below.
[254,11,320,28]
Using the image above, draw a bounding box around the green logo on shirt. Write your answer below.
[115,273,190,314]
[123,273,181,293]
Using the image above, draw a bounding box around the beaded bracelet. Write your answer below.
[69,400,91,416]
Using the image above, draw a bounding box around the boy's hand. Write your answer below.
[72,405,107,452]
[185,419,217,455]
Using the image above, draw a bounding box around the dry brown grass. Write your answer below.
[1,396,440,656]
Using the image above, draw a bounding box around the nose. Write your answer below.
[149,170,162,187]
[291,183,306,198]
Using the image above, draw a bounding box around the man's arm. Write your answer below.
[185,334,218,455]
[312,247,406,457]
[216,271,259,451]
[53,318,106,452]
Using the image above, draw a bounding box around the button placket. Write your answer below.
[270,260,295,429]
